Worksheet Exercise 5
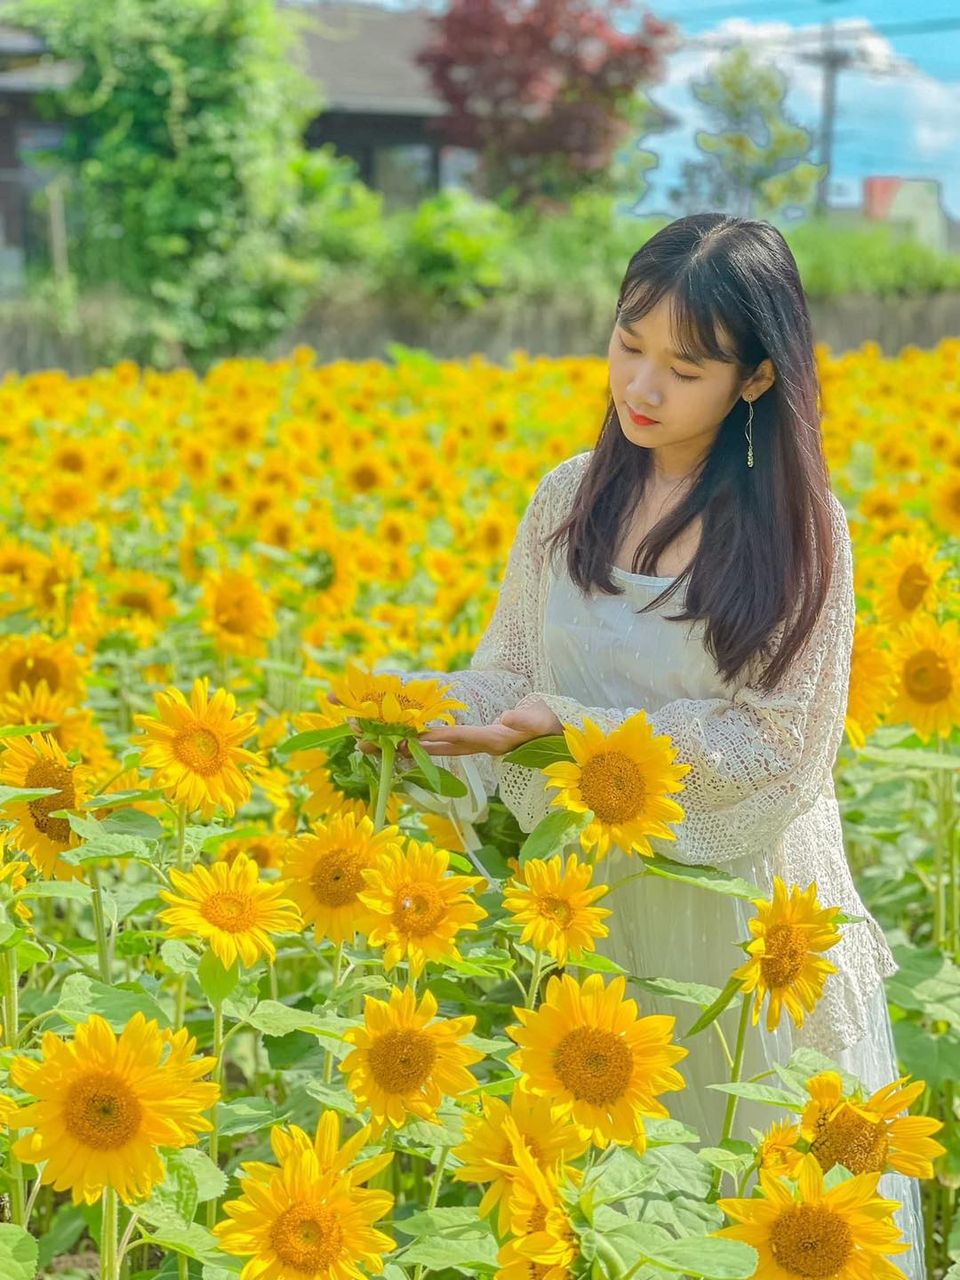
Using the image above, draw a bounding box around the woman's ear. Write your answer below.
[743,358,776,400]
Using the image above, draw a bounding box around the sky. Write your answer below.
[635,0,960,220]
[370,0,960,223]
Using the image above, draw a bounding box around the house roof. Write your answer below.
[281,1,447,117]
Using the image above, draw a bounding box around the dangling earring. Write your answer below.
[744,397,755,468]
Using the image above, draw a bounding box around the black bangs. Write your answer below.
[617,258,752,369]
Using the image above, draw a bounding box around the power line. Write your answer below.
[682,15,960,51]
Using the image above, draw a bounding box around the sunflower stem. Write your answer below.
[413,1147,450,1280]
[0,947,25,1226]
[322,941,344,1084]
[206,1000,225,1229]
[709,993,751,1199]
[101,1186,120,1280]
[89,865,111,983]
[175,799,188,871]
[525,949,545,1009]
[372,739,396,833]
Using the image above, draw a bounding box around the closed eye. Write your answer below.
[617,336,699,381]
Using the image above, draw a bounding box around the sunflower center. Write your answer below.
[393,883,447,937]
[904,649,952,704]
[897,565,929,612]
[367,1028,436,1094]
[577,751,646,825]
[9,655,61,694]
[63,1071,143,1150]
[174,726,226,775]
[200,890,257,932]
[269,1203,344,1273]
[25,758,75,845]
[245,841,272,869]
[117,590,154,615]
[759,923,807,989]
[538,895,573,926]
[553,1026,633,1106]
[810,1105,890,1175]
[769,1204,853,1278]
[310,849,364,907]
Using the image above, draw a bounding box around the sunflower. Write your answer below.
[265,1110,393,1189]
[872,528,950,626]
[845,621,897,749]
[280,813,404,945]
[158,852,302,969]
[200,559,278,659]
[800,1072,945,1179]
[132,676,267,819]
[9,1012,219,1205]
[717,1152,910,1280]
[495,1132,578,1280]
[287,708,403,828]
[885,613,960,743]
[453,1085,588,1236]
[0,732,94,880]
[506,972,687,1153]
[931,471,960,537]
[357,839,488,978]
[502,852,612,966]
[325,660,468,738]
[216,830,287,872]
[757,1119,804,1178]
[340,984,483,1129]
[213,1142,396,1280]
[0,632,88,702]
[732,878,842,1032]
[0,838,31,924]
[541,712,690,863]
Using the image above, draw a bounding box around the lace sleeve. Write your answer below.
[386,467,555,822]
[512,495,855,865]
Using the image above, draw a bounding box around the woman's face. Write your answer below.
[608,293,771,469]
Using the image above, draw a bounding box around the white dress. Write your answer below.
[395,451,925,1275]
[541,557,925,1278]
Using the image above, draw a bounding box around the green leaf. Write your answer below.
[394,1207,485,1238]
[567,949,627,974]
[244,999,353,1041]
[274,724,353,757]
[651,1236,759,1278]
[0,721,59,740]
[407,737,441,791]
[161,939,201,976]
[401,764,468,797]
[632,975,723,1009]
[684,976,744,1038]
[698,1143,756,1177]
[37,1202,86,1268]
[855,745,960,772]
[55,972,171,1029]
[502,734,573,768]
[885,943,960,1028]
[138,1221,221,1262]
[396,1223,498,1273]
[215,1097,292,1137]
[197,950,240,1005]
[709,1081,805,1106]
[0,784,60,807]
[15,878,93,901]
[0,1224,39,1280]
[643,856,761,900]
[518,808,592,865]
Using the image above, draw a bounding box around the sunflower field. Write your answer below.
[0,337,957,1280]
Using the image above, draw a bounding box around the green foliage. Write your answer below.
[11,0,379,365]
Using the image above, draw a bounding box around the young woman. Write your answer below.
[366,213,924,1276]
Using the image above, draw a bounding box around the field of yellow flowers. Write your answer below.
[0,338,957,1280]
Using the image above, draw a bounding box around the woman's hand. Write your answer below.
[327,693,564,760]
[417,699,565,758]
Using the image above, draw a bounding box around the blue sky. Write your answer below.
[373,0,960,222]
[635,0,960,220]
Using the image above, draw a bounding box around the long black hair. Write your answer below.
[545,212,835,695]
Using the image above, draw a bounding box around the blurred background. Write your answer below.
[0,0,955,372]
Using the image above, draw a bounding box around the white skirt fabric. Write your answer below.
[594,844,926,1280]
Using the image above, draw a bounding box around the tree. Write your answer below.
[671,44,826,220]
[415,0,679,208]
[11,0,338,364]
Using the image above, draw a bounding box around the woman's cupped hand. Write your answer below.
[327,694,563,760]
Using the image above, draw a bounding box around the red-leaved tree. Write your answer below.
[416,0,679,207]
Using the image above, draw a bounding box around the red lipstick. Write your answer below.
[627,406,659,426]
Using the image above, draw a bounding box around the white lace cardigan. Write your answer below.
[400,450,897,1054]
